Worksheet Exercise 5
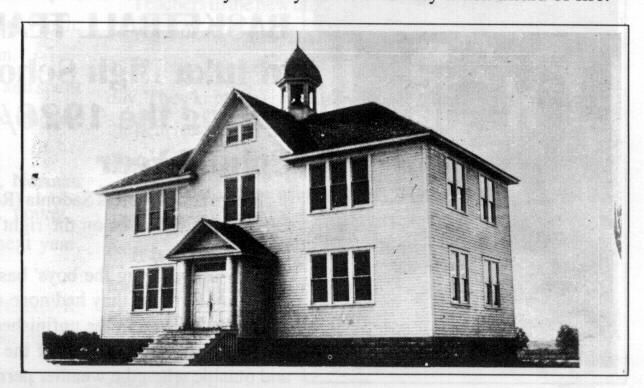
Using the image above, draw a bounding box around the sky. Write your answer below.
[22,24,627,372]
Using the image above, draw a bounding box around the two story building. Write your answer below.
[96,43,520,366]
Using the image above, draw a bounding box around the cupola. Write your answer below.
[276,43,322,120]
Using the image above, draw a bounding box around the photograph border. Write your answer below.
[19,20,630,377]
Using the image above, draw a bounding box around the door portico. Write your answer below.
[165,219,275,333]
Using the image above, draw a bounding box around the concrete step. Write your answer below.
[131,359,190,366]
[156,334,217,340]
[163,330,220,335]
[141,348,202,355]
[129,329,235,366]
[136,354,195,360]
[147,343,206,351]
[154,338,212,345]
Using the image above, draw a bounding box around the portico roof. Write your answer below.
[165,218,275,262]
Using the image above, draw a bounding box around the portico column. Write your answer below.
[176,260,187,329]
[224,256,236,329]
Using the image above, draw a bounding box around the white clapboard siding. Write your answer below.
[427,145,515,338]
[102,97,514,341]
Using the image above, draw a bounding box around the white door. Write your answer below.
[192,271,226,328]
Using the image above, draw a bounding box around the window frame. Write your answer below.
[133,187,179,236]
[483,257,501,308]
[479,174,497,225]
[306,154,372,214]
[308,247,375,307]
[445,156,466,213]
[224,120,256,146]
[131,264,176,313]
[223,172,258,223]
[449,247,470,306]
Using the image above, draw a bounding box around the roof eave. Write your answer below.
[179,89,241,175]
[95,173,196,196]
[233,90,295,153]
[166,250,242,261]
[428,130,520,185]
[280,133,431,163]
[281,132,519,185]
[276,76,322,88]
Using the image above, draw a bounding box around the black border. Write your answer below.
[20,21,630,377]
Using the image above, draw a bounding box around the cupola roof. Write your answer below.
[279,46,322,86]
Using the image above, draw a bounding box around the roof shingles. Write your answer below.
[236,90,430,154]
[97,149,193,192]
[98,89,516,193]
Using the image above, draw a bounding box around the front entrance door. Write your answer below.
[192,270,226,328]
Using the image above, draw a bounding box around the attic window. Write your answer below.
[241,123,254,141]
[225,122,255,145]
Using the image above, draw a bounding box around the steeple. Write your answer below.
[276,40,322,120]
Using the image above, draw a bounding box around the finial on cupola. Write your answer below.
[276,33,322,120]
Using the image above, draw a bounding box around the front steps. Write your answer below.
[130,329,236,366]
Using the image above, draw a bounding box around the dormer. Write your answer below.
[276,45,322,120]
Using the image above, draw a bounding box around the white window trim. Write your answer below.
[133,186,179,236]
[483,256,501,309]
[478,173,497,226]
[223,172,258,224]
[307,246,375,307]
[445,156,467,214]
[131,264,176,313]
[306,154,373,214]
[449,247,470,306]
[224,120,256,146]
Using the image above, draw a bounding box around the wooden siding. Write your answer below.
[176,99,433,338]
[268,143,433,338]
[103,97,518,341]
[427,145,515,338]
[102,98,434,339]
[101,192,186,338]
[239,261,269,338]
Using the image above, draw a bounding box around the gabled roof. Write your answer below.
[236,90,431,154]
[302,102,431,151]
[166,218,275,262]
[236,91,518,184]
[95,150,195,194]
[97,89,518,194]
[235,90,318,154]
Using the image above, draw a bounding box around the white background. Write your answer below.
[1,0,642,387]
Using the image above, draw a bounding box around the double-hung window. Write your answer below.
[225,122,255,145]
[450,249,469,305]
[479,175,496,224]
[308,155,370,212]
[309,163,327,211]
[484,259,501,307]
[330,160,348,208]
[134,188,177,234]
[132,266,175,311]
[146,268,159,309]
[310,248,373,305]
[446,157,466,212]
[224,173,256,222]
